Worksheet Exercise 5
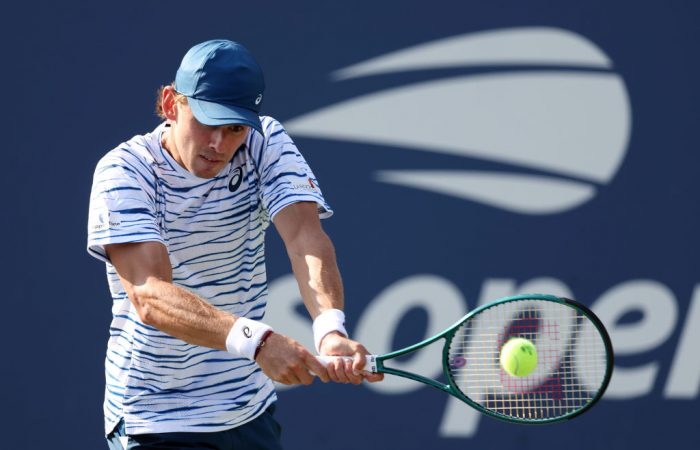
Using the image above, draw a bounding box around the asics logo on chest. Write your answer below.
[228,167,243,192]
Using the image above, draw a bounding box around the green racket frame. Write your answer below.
[370,294,615,424]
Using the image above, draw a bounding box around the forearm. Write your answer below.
[287,231,344,318]
[127,272,327,385]
[132,277,234,350]
[272,204,382,383]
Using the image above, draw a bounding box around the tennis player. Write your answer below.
[87,39,382,450]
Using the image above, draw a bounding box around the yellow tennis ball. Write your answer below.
[500,337,538,377]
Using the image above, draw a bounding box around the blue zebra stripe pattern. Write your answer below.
[87,117,332,435]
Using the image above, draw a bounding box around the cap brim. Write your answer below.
[188,97,263,134]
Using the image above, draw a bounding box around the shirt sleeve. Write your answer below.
[254,118,333,221]
[86,150,164,263]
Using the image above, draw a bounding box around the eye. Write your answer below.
[229,125,247,134]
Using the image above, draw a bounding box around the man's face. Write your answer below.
[165,98,250,179]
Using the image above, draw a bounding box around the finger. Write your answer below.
[293,358,317,385]
[305,355,330,383]
[332,359,351,383]
[326,361,338,383]
[281,365,304,385]
[325,359,340,383]
[363,372,384,383]
[277,374,296,385]
[296,368,315,385]
[352,352,366,376]
[346,357,363,385]
[275,377,292,386]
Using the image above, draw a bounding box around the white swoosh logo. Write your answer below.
[332,26,611,80]
[376,171,596,214]
[286,27,631,215]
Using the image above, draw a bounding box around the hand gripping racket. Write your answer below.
[318,294,614,424]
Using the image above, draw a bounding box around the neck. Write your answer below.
[161,126,174,155]
[161,127,184,167]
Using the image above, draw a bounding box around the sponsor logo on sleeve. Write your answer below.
[89,211,122,231]
[292,177,319,191]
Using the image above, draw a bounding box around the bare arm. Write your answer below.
[273,202,383,384]
[105,241,234,350]
[105,240,329,385]
[273,202,343,318]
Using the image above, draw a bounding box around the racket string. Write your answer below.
[446,302,608,421]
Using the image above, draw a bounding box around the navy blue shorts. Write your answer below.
[106,405,283,450]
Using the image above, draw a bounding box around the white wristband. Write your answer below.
[226,317,273,361]
[313,309,348,354]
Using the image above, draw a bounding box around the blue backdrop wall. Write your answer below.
[2,1,699,449]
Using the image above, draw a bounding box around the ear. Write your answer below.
[161,86,179,122]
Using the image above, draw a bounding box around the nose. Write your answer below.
[209,128,225,153]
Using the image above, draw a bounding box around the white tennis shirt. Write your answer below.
[87,117,331,435]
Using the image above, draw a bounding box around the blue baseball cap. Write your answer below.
[175,40,265,133]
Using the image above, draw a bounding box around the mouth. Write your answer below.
[200,155,223,163]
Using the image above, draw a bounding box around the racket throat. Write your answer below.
[380,364,453,395]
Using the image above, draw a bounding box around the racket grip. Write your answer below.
[315,355,379,373]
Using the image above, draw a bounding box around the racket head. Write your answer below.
[443,294,613,424]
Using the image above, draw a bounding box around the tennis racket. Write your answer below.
[318,294,614,424]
